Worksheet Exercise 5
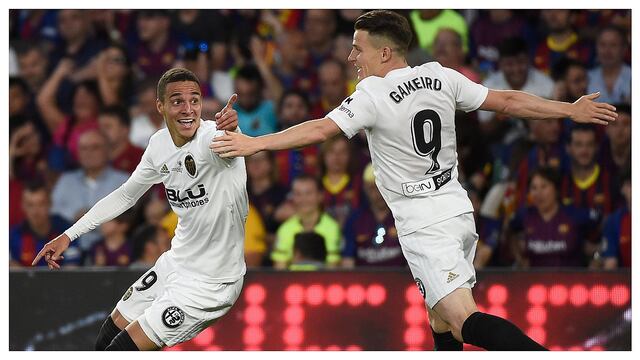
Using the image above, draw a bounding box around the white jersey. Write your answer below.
[65,120,248,282]
[327,63,488,236]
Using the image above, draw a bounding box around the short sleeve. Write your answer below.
[442,67,489,112]
[326,88,377,139]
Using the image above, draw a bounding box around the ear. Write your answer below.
[156,98,164,116]
[381,46,393,63]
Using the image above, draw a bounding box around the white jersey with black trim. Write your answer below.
[65,120,248,282]
[327,62,488,236]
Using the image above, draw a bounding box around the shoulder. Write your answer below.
[147,128,170,147]
[51,215,71,230]
[319,212,340,229]
[107,167,130,182]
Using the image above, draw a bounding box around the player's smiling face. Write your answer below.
[157,81,202,147]
[348,30,384,81]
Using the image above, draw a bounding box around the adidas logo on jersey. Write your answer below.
[446,272,459,283]
[160,164,170,175]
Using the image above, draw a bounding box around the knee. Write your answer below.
[428,311,450,333]
[441,309,478,341]
[95,315,122,351]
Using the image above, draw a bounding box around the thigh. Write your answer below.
[138,275,244,348]
[116,257,169,323]
[400,213,477,309]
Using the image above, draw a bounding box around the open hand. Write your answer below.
[210,131,261,158]
[215,94,239,131]
[571,92,618,125]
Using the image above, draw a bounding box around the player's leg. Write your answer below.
[98,257,167,350]
[427,305,462,350]
[431,213,547,350]
[95,309,130,350]
[433,287,546,350]
[104,320,159,351]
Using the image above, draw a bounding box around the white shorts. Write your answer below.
[116,253,244,347]
[399,212,478,308]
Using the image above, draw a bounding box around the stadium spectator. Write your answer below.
[244,204,268,267]
[10,10,59,43]
[9,77,37,133]
[320,136,364,228]
[38,76,102,169]
[561,124,616,216]
[410,10,468,55]
[132,9,179,79]
[273,90,321,188]
[310,59,349,118]
[233,65,278,136]
[514,118,566,207]
[551,58,589,103]
[601,169,631,269]
[14,41,50,95]
[600,103,631,179]
[88,211,134,266]
[478,37,555,143]
[10,182,82,267]
[342,164,405,267]
[433,28,480,84]
[270,29,317,95]
[50,129,129,251]
[587,26,631,104]
[96,43,134,107]
[98,105,144,174]
[129,78,165,148]
[271,175,342,269]
[9,121,47,184]
[289,232,327,271]
[507,167,600,268]
[246,151,291,245]
[534,10,593,74]
[304,10,337,67]
[470,10,527,75]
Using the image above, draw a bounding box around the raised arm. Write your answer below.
[210,117,342,158]
[480,90,618,125]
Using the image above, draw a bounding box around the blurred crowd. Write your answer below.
[9,9,631,271]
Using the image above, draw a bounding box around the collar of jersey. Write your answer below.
[384,66,413,79]
[573,164,600,190]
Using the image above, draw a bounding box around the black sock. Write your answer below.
[461,312,548,351]
[105,330,139,351]
[95,316,122,351]
[431,327,463,351]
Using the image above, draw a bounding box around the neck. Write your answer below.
[30,220,51,237]
[148,33,169,53]
[300,210,320,230]
[251,177,272,194]
[85,167,106,180]
[110,141,129,159]
[379,59,409,77]
[602,64,621,76]
[105,234,126,251]
[371,203,389,222]
[539,202,559,221]
[571,163,596,181]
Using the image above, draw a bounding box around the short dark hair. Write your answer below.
[292,174,322,192]
[99,105,131,127]
[157,68,200,101]
[294,232,327,262]
[551,57,586,82]
[9,76,30,94]
[528,166,561,192]
[23,180,48,195]
[568,123,597,144]
[278,89,311,114]
[498,36,528,58]
[354,10,412,55]
[235,64,264,88]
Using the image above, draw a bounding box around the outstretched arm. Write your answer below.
[32,179,152,269]
[210,117,342,158]
[480,90,618,125]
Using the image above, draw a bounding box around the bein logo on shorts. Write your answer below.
[414,278,426,299]
[162,306,185,328]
